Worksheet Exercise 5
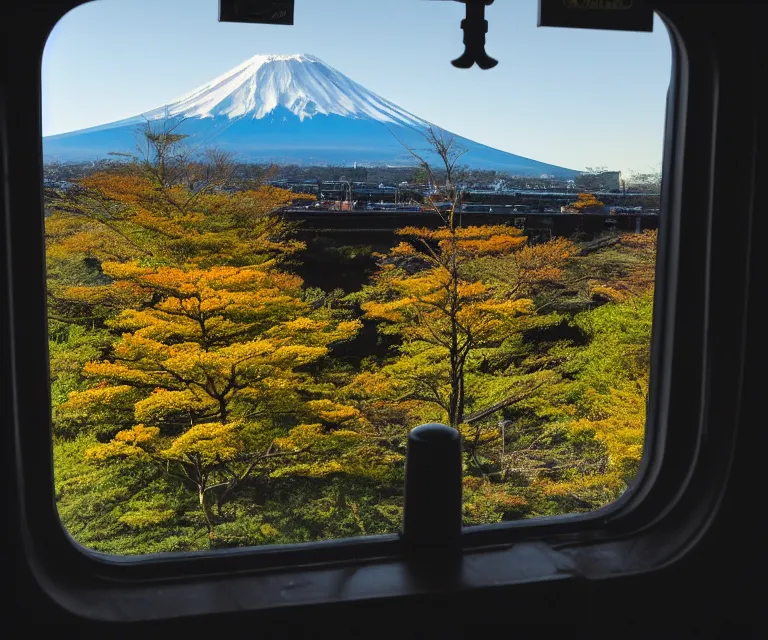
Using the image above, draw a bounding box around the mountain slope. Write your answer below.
[44,54,578,177]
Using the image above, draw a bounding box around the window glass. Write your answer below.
[42,0,671,554]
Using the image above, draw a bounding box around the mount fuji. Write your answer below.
[44,53,578,177]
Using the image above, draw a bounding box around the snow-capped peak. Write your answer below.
[141,53,426,127]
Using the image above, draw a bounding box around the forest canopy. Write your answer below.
[47,129,656,553]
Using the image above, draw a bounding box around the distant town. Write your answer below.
[44,162,661,218]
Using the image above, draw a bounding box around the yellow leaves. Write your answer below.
[346,371,397,398]
[62,384,135,411]
[333,320,363,341]
[47,163,304,277]
[520,236,576,263]
[455,225,524,239]
[260,377,294,391]
[114,424,159,444]
[457,423,475,441]
[101,261,300,298]
[272,317,360,342]
[397,226,432,239]
[131,210,188,238]
[365,222,542,349]
[210,339,277,363]
[46,225,139,263]
[390,242,418,256]
[361,298,416,323]
[273,423,361,454]
[114,332,173,360]
[397,225,528,257]
[514,237,576,285]
[134,389,218,423]
[268,317,360,347]
[590,284,629,302]
[150,338,279,382]
[568,193,605,210]
[100,261,153,281]
[560,383,646,487]
[210,266,295,291]
[620,229,657,251]
[537,472,622,497]
[160,421,241,464]
[450,234,527,256]
[267,344,327,367]
[86,424,159,461]
[282,317,327,332]
[269,460,345,478]
[397,271,450,297]
[456,281,488,298]
[96,263,306,339]
[273,423,325,451]
[63,280,148,308]
[331,429,362,439]
[83,361,159,386]
[78,172,157,204]
[308,399,365,426]
[399,225,524,242]
[474,297,535,317]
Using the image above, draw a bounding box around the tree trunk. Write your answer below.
[198,484,216,547]
[447,221,465,428]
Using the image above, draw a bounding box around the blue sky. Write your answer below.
[42,0,672,174]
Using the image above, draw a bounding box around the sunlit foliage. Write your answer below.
[48,128,656,552]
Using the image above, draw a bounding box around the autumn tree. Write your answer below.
[46,123,306,443]
[45,121,304,280]
[350,129,576,475]
[566,193,605,212]
[45,124,306,413]
[48,126,374,550]
[58,258,364,543]
[45,169,302,271]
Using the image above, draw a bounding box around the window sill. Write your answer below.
[30,514,708,623]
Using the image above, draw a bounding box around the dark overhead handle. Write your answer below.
[452,0,498,70]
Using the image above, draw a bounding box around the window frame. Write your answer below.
[3,0,757,622]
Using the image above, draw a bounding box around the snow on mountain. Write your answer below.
[142,54,425,126]
[43,54,578,177]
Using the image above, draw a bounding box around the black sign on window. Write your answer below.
[538,0,653,32]
[219,0,295,26]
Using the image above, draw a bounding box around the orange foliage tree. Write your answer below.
[567,192,605,212]
[48,127,373,546]
[347,129,576,482]
[59,257,363,541]
[45,124,305,326]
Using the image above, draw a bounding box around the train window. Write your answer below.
[41,0,670,557]
[8,0,761,626]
